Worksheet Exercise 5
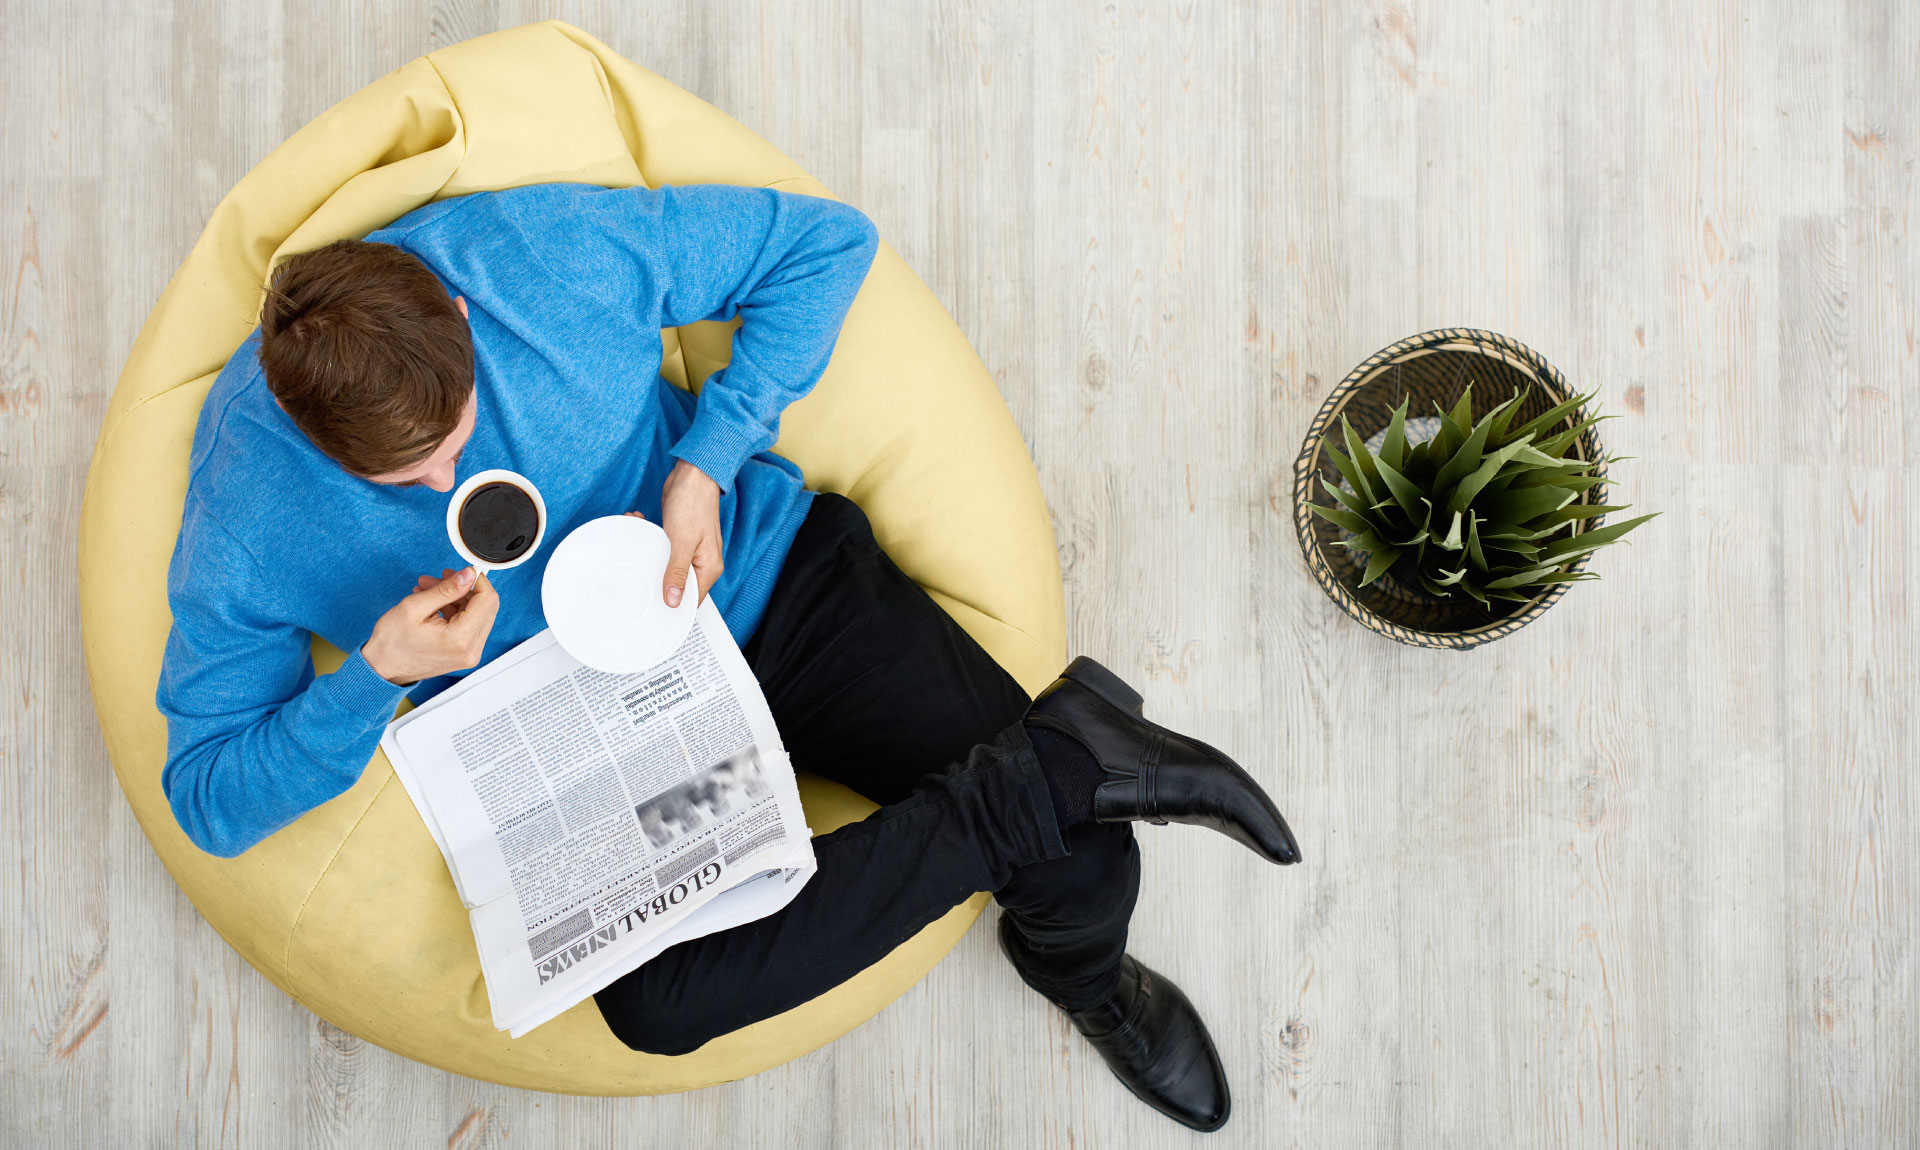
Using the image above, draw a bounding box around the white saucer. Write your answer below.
[541,515,701,674]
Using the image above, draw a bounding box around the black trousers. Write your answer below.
[594,494,1140,1055]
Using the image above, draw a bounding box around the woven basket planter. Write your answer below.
[1291,328,1608,650]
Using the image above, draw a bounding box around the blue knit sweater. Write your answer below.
[157,182,878,857]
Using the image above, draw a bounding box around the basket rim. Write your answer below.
[1291,327,1609,650]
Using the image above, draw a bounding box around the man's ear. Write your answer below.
[455,296,468,319]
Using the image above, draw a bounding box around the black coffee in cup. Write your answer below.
[457,481,541,563]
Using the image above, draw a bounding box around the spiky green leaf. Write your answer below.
[1487,484,1580,526]
[1379,397,1411,469]
[1321,441,1376,507]
[1533,414,1612,459]
[1504,441,1573,470]
[1431,413,1495,501]
[1506,388,1598,444]
[1528,503,1629,532]
[1484,387,1531,442]
[1520,473,1610,493]
[1486,563,1573,589]
[1319,475,1373,517]
[1524,571,1602,587]
[1309,502,1374,537]
[1448,383,1476,430]
[1536,512,1658,561]
[1334,530,1400,554]
[1446,438,1535,516]
[1466,515,1489,571]
[1481,539,1543,561]
[1341,417,1384,504]
[1417,567,1456,598]
[1374,455,1426,520]
[1358,546,1401,587]
[1430,398,1469,465]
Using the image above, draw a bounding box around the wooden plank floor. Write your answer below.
[5,1,1917,1145]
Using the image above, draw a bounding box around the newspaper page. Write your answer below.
[381,597,816,1037]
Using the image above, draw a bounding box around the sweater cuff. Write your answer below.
[327,646,411,721]
[668,410,764,495]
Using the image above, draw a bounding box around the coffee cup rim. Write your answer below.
[446,468,548,572]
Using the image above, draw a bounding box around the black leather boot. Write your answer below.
[1000,916,1230,1132]
[1025,657,1300,864]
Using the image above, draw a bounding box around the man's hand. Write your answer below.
[363,565,500,685]
[658,459,724,607]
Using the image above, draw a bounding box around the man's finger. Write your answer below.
[408,565,477,618]
[450,573,497,627]
[448,574,499,651]
[694,539,724,601]
[419,570,473,620]
[415,568,458,593]
[663,540,694,608]
[434,568,470,620]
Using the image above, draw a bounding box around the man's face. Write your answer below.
[364,388,477,493]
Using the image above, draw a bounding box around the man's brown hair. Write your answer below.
[258,239,473,478]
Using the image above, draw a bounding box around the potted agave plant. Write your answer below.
[1291,329,1654,649]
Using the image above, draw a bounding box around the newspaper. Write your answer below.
[380,597,816,1037]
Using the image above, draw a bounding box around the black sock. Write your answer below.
[1025,725,1105,828]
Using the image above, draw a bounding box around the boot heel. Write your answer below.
[1062,656,1145,715]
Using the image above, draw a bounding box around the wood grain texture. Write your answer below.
[4,0,1918,1145]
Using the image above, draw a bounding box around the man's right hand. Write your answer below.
[362,565,500,685]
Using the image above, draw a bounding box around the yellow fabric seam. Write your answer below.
[284,771,397,981]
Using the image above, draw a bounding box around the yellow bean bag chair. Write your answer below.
[79,21,1063,1094]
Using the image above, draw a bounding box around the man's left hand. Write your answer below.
[654,459,723,607]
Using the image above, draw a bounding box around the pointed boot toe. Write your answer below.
[1026,658,1300,864]
[1000,918,1229,1132]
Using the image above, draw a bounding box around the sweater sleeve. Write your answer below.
[518,183,880,492]
[155,513,407,858]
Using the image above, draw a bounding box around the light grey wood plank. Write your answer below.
[4,1,1919,1146]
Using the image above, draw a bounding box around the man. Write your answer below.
[159,181,1300,1132]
